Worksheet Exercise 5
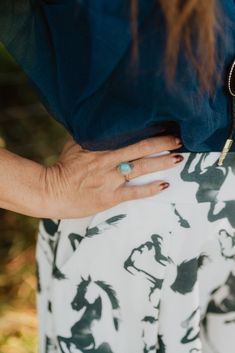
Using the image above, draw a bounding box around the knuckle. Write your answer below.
[130,188,140,199]
[147,184,159,196]
[101,151,117,168]
[135,159,145,174]
[152,183,160,193]
[165,154,176,166]
[162,135,175,146]
[121,187,139,201]
[87,154,107,172]
[170,135,181,146]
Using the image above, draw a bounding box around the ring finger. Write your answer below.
[113,152,184,184]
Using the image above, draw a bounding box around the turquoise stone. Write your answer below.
[117,162,134,176]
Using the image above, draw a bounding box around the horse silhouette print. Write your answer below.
[217,228,235,260]
[124,233,172,302]
[202,269,235,351]
[208,201,235,228]
[180,307,200,345]
[180,153,230,202]
[57,275,121,353]
[39,219,66,280]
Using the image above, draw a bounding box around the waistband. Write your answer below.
[127,151,235,203]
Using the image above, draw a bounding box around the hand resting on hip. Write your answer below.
[43,134,184,218]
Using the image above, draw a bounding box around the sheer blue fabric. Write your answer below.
[1,0,235,152]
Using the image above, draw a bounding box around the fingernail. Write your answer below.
[160,182,170,190]
[175,137,182,145]
[173,154,184,164]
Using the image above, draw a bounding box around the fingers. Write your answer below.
[126,153,184,179]
[109,152,184,186]
[115,180,170,203]
[106,135,182,168]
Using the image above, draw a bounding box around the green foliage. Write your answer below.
[0,45,67,352]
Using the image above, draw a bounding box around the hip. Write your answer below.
[127,150,235,203]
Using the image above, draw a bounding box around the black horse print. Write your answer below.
[206,271,235,315]
[45,335,57,353]
[124,234,172,301]
[141,316,158,353]
[197,253,211,268]
[68,233,84,251]
[201,270,235,352]
[68,214,127,251]
[40,219,61,254]
[207,201,235,259]
[48,300,52,313]
[40,219,66,280]
[50,229,67,280]
[156,335,166,353]
[142,315,158,324]
[217,228,235,260]
[124,234,171,269]
[180,308,200,344]
[208,201,235,228]
[42,218,61,236]
[180,153,230,202]
[171,203,191,228]
[224,317,235,324]
[143,343,157,353]
[170,254,210,295]
[170,258,198,295]
[57,275,121,353]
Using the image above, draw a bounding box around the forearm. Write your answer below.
[0,134,183,219]
[0,148,47,218]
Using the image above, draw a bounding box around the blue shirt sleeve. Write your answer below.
[0,0,89,132]
[1,0,234,153]
[0,0,155,141]
[0,1,148,129]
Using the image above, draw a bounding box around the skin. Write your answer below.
[0,134,183,219]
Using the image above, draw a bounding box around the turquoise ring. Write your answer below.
[117,161,134,182]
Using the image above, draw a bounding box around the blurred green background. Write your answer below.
[0,44,67,353]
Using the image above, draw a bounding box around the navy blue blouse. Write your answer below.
[1,0,235,152]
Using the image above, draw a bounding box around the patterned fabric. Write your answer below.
[36,151,235,353]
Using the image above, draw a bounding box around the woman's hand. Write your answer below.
[42,135,184,219]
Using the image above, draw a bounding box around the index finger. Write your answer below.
[107,135,182,167]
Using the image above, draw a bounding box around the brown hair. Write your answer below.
[130,0,226,95]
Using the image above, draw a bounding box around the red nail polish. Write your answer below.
[160,182,170,190]
[173,155,184,164]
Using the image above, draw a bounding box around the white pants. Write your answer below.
[36,152,235,353]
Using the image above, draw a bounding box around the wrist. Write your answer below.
[39,163,68,219]
[0,149,52,218]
